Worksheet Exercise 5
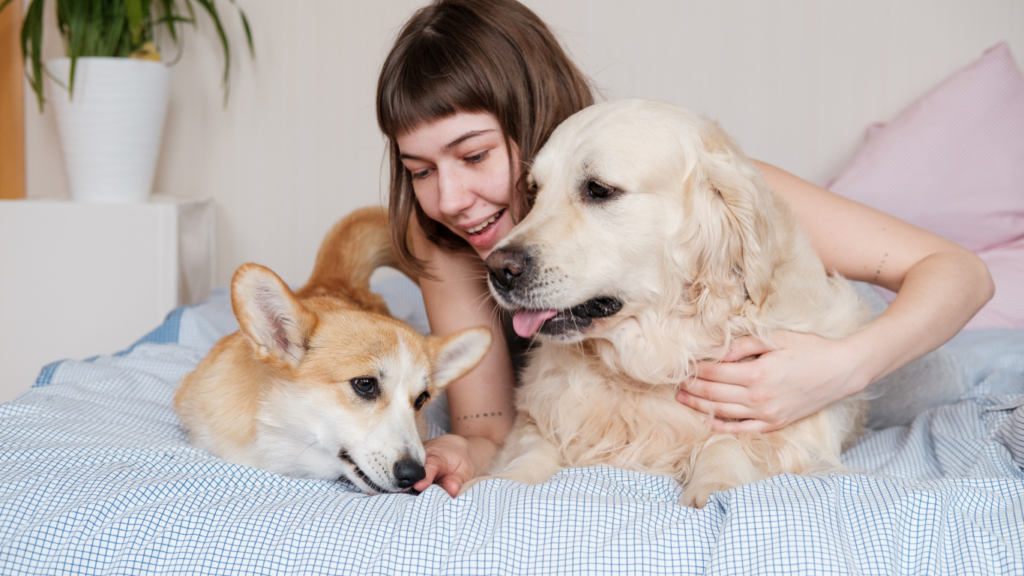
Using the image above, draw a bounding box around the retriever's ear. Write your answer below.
[428,327,493,390]
[686,121,779,309]
[232,263,317,368]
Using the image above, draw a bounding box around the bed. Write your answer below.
[0,271,1022,575]
[5,35,1024,576]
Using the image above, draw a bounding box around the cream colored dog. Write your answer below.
[176,208,491,494]
[477,99,867,507]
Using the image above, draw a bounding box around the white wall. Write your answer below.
[25,0,1024,288]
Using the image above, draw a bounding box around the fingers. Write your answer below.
[414,462,466,497]
[721,335,773,362]
[681,377,752,405]
[441,476,463,498]
[676,388,757,421]
[710,418,773,434]
[694,357,765,387]
[678,377,788,431]
[413,454,443,492]
[676,389,782,433]
[414,435,475,497]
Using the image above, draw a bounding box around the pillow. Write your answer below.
[827,42,1024,330]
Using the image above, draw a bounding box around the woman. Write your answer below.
[375,0,994,497]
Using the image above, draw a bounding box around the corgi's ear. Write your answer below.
[429,327,492,389]
[231,263,317,368]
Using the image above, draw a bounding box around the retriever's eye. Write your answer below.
[350,377,380,399]
[414,391,430,411]
[586,181,619,201]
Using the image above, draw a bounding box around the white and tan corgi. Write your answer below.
[175,207,491,494]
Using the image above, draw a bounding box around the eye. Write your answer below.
[410,168,432,180]
[350,377,380,399]
[586,180,620,201]
[465,150,489,164]
[414,391,430,411]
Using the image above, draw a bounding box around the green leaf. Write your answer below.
[10,0,254,110]
[156,0,179,41]
[125,0,143,45]
[239,9,253,57]
[21,0,46,111]
[191,0,232,101]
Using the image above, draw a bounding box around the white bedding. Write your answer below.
[1,276,1022,575]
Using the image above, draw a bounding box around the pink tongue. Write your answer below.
[512,309,558,337]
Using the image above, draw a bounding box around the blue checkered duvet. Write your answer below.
[2,277,1023,575]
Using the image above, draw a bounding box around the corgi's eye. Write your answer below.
[350,377,380,399]
[414,391,430,411]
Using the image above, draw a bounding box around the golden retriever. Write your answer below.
[475,99,867,507]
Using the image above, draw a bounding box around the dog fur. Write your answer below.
[175,207,491,494]
[477,99,868,507]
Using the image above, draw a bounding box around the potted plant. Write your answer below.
[0,0,253,202]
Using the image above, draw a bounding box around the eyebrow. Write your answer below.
[399,129,496,161]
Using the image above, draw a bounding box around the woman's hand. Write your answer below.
[676,331,870,433]
[413,433,500,497]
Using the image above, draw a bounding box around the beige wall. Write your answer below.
[25,0,1024,287]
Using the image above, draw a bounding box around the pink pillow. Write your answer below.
[828,42,1024,330]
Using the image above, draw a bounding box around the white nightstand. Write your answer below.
[0,195,215,401]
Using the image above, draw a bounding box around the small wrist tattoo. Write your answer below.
[454,411,503,422]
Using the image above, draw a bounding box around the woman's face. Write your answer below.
[397,112,518,259]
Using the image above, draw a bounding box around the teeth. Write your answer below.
[467,211,501,235]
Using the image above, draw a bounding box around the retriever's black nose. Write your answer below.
[394,458,426,489]
[486,248,530,292]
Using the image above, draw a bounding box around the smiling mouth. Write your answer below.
[511,297,623,338]
[338,450,391,494]
[466,209,504,236]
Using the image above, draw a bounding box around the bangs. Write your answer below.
[377,27,497,138]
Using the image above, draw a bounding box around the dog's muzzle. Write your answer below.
[486,246,623,337]
[339,450,425,494]
[536,297,624,336]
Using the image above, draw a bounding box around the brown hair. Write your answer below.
[377,0,594,276]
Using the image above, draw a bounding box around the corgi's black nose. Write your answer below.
[394,458,426,489]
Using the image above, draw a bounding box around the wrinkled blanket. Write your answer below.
[1,277,1022,575]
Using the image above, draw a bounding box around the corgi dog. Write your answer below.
[175,207,491,494]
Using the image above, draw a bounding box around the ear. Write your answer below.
[231,263,317,367]
[429,327,493,389]
[687,121,779,308]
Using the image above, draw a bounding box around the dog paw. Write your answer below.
[680,482,728,508]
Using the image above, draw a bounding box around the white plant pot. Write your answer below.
[47,57,171,203]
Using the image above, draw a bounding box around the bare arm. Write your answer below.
[678,161,994,432]
[408,218,516,494]
[758,160,993,380]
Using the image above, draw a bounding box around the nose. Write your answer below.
[485,247,531,292]
[393,457,426,489]
[436,168,476,217]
